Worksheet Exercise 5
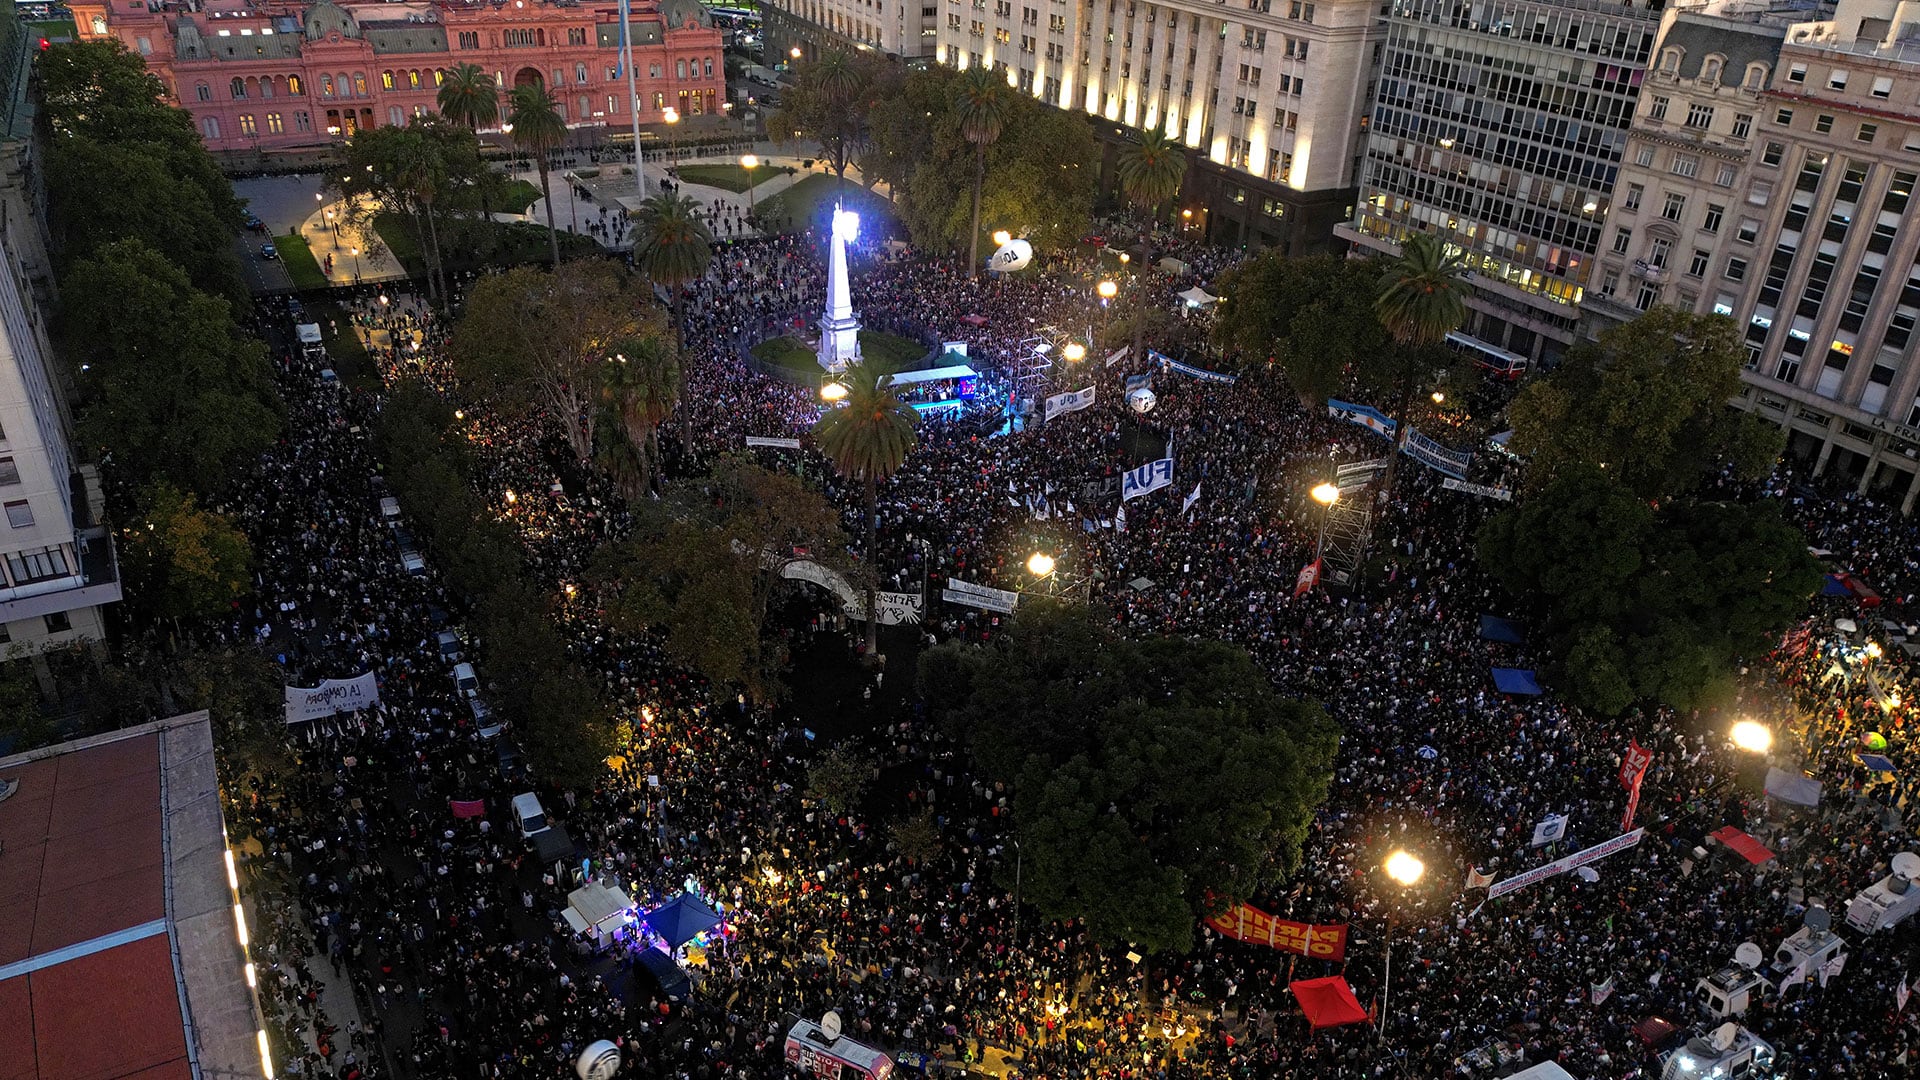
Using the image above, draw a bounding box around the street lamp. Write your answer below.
[1063,341,1086,363]
[349,245,361,282]
[1311,482,1340,507]
[1310,482,1340,571]
[1097,279,1117,301]
[1730,720,1772,754]
[1431,391,1446,405]
[1379,849,1424,1045]
[741,153,759,218]
[820,381,849,403]
[992,229,1012,248]
[662,106,679,167]
[1026,551,1056,578]
[791,46,802,60]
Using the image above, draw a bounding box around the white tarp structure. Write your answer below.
[296,323,323,345]
[1177,287,1218,307]
[1501,1065,1577,1080]
[563,881,636,936]
[886,364,978,387]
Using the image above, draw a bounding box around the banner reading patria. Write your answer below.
[1204,903,1348,960]
[285,672,380,724]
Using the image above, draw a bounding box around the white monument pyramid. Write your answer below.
[817,204,863,373]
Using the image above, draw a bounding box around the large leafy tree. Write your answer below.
[952,67,1011,277]
[919,603,1341,955]
[436,61,500,129]
[121,483,253,623]
[591,460,852,700]
[1508,306,1786,500]
[768,50,895,186]
[450,261,646,463]
[1479,465,1821,714]
[507,83,567,265]
[813,366,920,656]
[62,240,282,497]
[1212,251,1391,404]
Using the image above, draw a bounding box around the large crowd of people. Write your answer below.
[213,215,1920,1080]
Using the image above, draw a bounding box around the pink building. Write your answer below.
[71,0,724,153]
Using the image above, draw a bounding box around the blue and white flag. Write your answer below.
[1401,427,1473,480]
[1044,386,1097,422]
[1149,349,1238,385]
[1122,457,1175,502]
[1124,372,1155,393]
[1182,481,1201,515]
[1327,399,1398,440]
[1531,813,1569,847]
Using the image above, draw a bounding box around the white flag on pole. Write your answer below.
[1182,482,1202,515]
[1531,814,1569,847]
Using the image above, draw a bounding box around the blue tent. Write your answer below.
[1822,574,1851,597]
[642,892,723,949]
[1860,753,1895,773]
[1491,668,1544,695]
[1479,615,1527,645]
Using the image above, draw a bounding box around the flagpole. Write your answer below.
[619,0,646,202]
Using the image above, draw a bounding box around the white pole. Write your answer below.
[620,0,646,201]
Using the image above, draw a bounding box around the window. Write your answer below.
[1732,113,1752,139]
[576,63,588,84]
[1688,249,1710,278]
[1636,284,1660,311]
[1872,75,1894,99]
[295,111,311,132]
[43,612,70,635]
[1685,103,1714,129]
[1748,180,1773,206]
[409,70,421,89]
[1624,184,1643,212]
[230,77,245,99]
[1715,164,1737,188]
[195,83,212,102]
[1602,270,1621,296]
[1613,227,1632,254]
[238,114,257,137]
[203,116,220,139]
[1775,107,1793,126]
[1662,192,1687,221]
[0,458,18,486]
[1827,69,1849,91]
[288,74,302,94]
[1744,63,1768,90]
[458,31,478,49]
[1884,172,1916,215]
[1703,204,1724,234]
[1635,146,1655,167]
[381,71,395,90]
[1649,95,1670,121]
[8,547,66,585]
[1815,114,1833,134]
[6,501,34,528]
[1648,239,1672,268]
[1672,154,1700,179]
[568,27,588,46]
[1762,142,1784,167]
[1857,122,1878,143]
[266,112,283,134]
[1787,62,1806,83]
[1727,256,1748,281]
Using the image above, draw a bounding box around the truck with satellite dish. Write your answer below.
[1844,851,1920,933]
[786,1012,895,1080]
[1658,1022,1778,1080]
[1694,942,1770,1019]
[1772,905,1848,997]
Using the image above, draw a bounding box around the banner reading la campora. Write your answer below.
[1204,903,1348,961]
[284,672,380,724]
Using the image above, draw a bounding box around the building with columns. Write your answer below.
[71,0,723,155]
[1590,0,1920,511]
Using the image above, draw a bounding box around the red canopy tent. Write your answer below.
[1289,976,1371,1029]
[1709,826,1776,864]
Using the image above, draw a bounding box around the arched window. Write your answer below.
[195,82,212,102]
[321,74,334,97]
[433,69,445,87]
[337,72,353,98]
[258,77,272,99]
[288,74,303,94]
[409,70,421,89]
[1702,55,1723,84]
[381,71,395,90]
[230,76,246,98]
[90,15,106,34]
[353,72,368,97]
[1661,47,1682,74]
[1744,63,1769,91]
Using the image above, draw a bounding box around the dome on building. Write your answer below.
[303,1,363,41]
[656,0,711,31]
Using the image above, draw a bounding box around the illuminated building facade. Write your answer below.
[1336,0,1665,363]
[71,0,723,154]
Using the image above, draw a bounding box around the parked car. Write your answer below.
[243,212,265,231]
[259,241,279,260]
[512,792,550,837]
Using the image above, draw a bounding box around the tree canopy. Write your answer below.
[1478,464,1821,714]
[919,603,1340,954]
[1213,251,1390,403]
[120,483,253,623]
[1507,307,1785,500]
[769,50,899,183]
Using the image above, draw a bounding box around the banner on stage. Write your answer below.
[1044,386,1097,421]
[1486,828,1646,900]
[1441,477,1512,501]
[745,435,802,450]
[1336,458,1390,485]
[285,672,380,723]
[1122,457,1175,501]
[943,578,1019,614]
[1402,428,1473,480]
[1327,399,1397,440]
[1149,349,1238,385]
[1204,903,1347,960]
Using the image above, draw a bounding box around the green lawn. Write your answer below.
[275,232,329,291]
[25,18,74,42]
[374,211,599,278]
[497,179,541,215]
[673,162,792,194]
[753,173,895,236]
[750,329,928,376]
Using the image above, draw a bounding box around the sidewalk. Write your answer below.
[302,197,407,286]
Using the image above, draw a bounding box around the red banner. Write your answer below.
[1619,739,1653,832]
[1294,559,1322,598]
[450,798,486,819]
[1205,903,1347,960]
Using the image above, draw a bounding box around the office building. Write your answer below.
[1337,0,1668,364]
[764,0,939,62]
[72,0,724,156]
[1592,0,1920,509]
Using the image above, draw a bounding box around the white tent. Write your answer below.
[563,881,636,935]
[1177,287,1218,308]
[296,323,323,345]
[1500,1063,1577,1080]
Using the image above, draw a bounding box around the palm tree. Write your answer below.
[507,82,566,266]
[1373,230,1470,487]
[394,130,448,304]
[952,67,1010,278]
[600,334,681,494]
[813,365,920,657]
[436,62,498,130]
[632,192,712,445]
[1113,127,1188,360]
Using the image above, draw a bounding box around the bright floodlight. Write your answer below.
[820,381,849,402]
[741,153,759,170]
[663,107,678,123]
[1384,850,1425,887]
[1063,342,1086,362]
[833,206,861,243]
[1097,280,1118,299]
[1730,720,1772,754]
[1431,391,1446,404]
[992,229,1012,247]
[1310,483,1340,506]
[1026,552,1056,577]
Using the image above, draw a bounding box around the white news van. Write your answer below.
[784,1020,894,1080]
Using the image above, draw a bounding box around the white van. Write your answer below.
[512,792,550,837]
[380,496,401,522]
[452,662,478,697]
[401,550,427,576]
